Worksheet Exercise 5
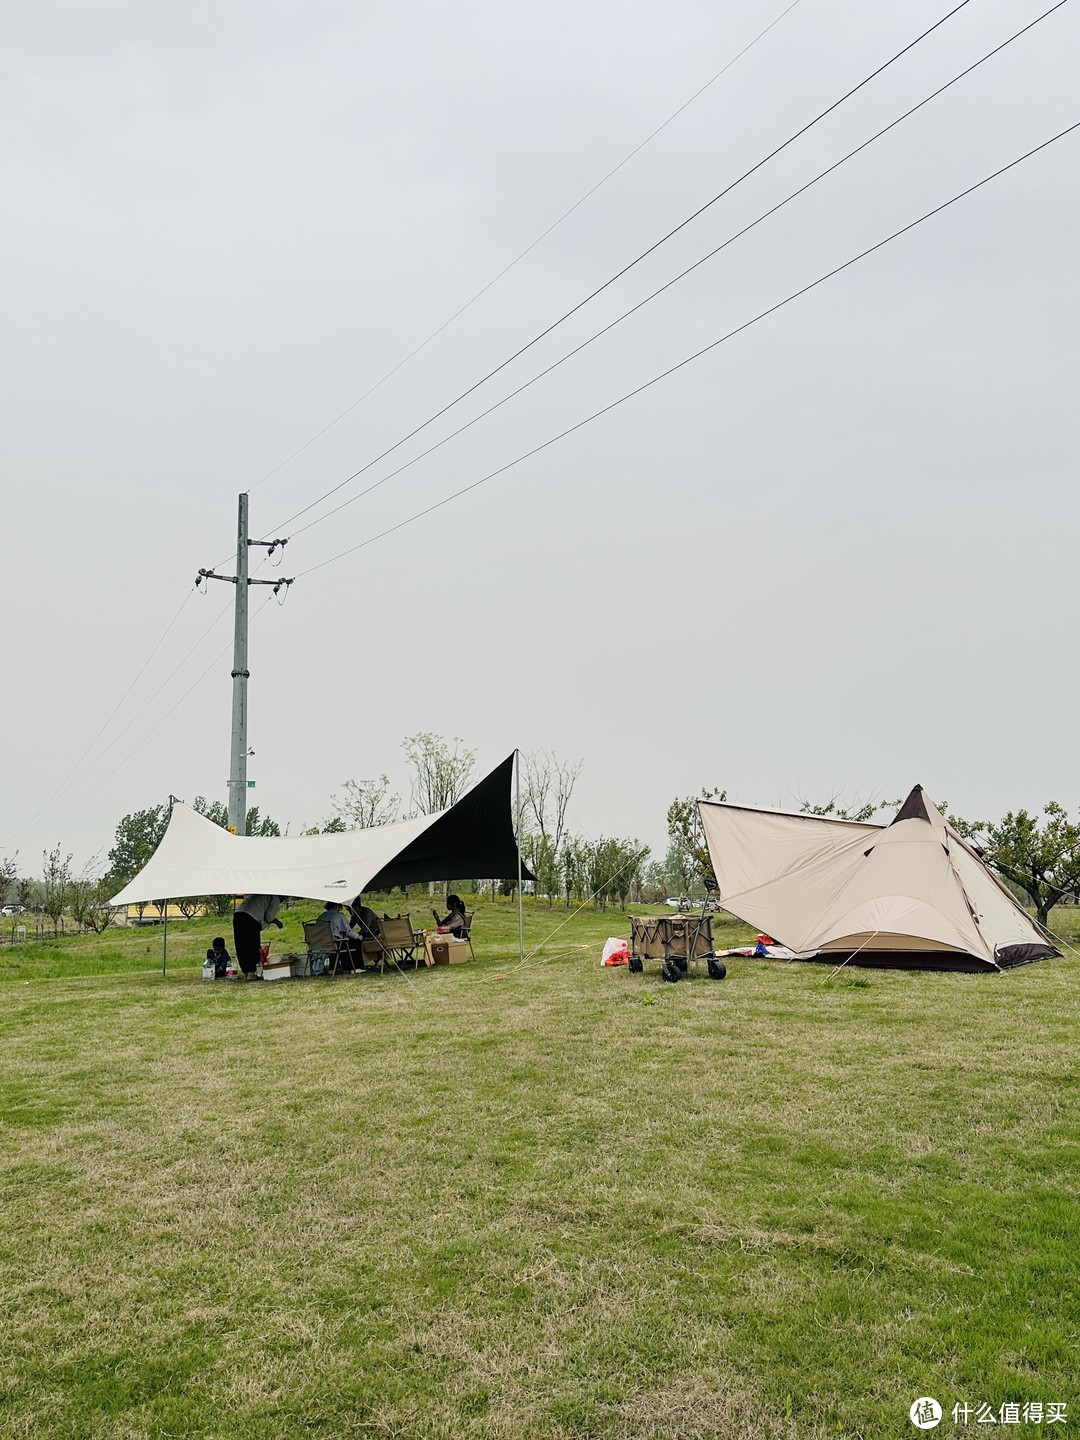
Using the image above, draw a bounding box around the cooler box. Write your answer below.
[261,956,294,981]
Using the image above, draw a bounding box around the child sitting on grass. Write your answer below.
[205,937,231,978]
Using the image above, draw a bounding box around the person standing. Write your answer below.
[233,895,284,981]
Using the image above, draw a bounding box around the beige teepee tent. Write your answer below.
[698,786,1056,972]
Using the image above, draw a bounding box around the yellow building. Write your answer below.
[126,901,207,924]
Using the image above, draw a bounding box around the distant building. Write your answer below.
[126,901,207,925]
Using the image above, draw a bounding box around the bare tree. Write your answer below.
[68,861,116,934]
[522,750,582,856]
[331,775,400,830]
[402,734,475,815]
[41,845,73,934]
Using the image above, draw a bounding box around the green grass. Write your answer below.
[0,903,1076,1439]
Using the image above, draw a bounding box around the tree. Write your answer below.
[666,789,725,895]
[41,845,72,932]
[104,805,168,893]
[193,796,229,828]
[798,794,881,823]
[522,831,560,905]
[243,805,280,837]
[640,858,671,903]
[402,733,475,815]
[520,750,582,906]
[521,750,581,856]
[661,840,696,898]
[193,797,281,837]
[0,851,16,907]
[969,803,1080,929]
[68,862,115,934]
[560,836,587,907]
[580,836,649,909]
[301,817,347,836]
[330,775,400,830]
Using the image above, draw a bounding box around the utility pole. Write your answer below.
[198,493,293,834]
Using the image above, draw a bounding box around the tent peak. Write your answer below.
[888,785,942,827]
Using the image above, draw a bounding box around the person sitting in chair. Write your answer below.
[315,900,364,972]
[349,897,381,941]
[433,893,467,938]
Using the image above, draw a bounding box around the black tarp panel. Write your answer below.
[366,753,536,890]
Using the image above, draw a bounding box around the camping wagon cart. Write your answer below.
[628,912,726,980]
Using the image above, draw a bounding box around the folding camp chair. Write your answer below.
[367,914,424,972]
[383,914,424,968]
[303,919,356,978]
[462,912,476,963]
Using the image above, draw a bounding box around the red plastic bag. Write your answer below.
[601,937,630,967]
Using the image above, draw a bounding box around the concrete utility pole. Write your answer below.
[198,493,293,834]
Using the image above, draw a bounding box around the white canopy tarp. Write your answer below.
[110,806,439,907]
[110,753,530,906]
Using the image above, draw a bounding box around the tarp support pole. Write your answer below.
[516,749,524,964]
[162,901,168,977]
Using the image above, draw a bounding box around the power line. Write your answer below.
[284,1,1066,546]
[0,588,198,848]
[17,594,279,849]
[295,119,1080,580]
[7,556,273,842]
[243,0,805,499]
[260,0,973,542]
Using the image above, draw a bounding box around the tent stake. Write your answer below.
[516,749,524,964]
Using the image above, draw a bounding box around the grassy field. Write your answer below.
[0,901,1076,1439]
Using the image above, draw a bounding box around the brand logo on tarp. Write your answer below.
[325,880,348,888]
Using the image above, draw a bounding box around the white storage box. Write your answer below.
[261,957,294,982]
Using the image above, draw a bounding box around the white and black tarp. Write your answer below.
[110,754,534,906]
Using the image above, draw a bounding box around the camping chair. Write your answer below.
[382,914,424,968]
[462,912,476,963]
[303,919,356,978]
[367,914,424,973]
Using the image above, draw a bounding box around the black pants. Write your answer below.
[233,912,262,975]
[339,938,365,972]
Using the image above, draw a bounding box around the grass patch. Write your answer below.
[0,904,1076,1437]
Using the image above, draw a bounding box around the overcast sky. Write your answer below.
[2,0,1078,873]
